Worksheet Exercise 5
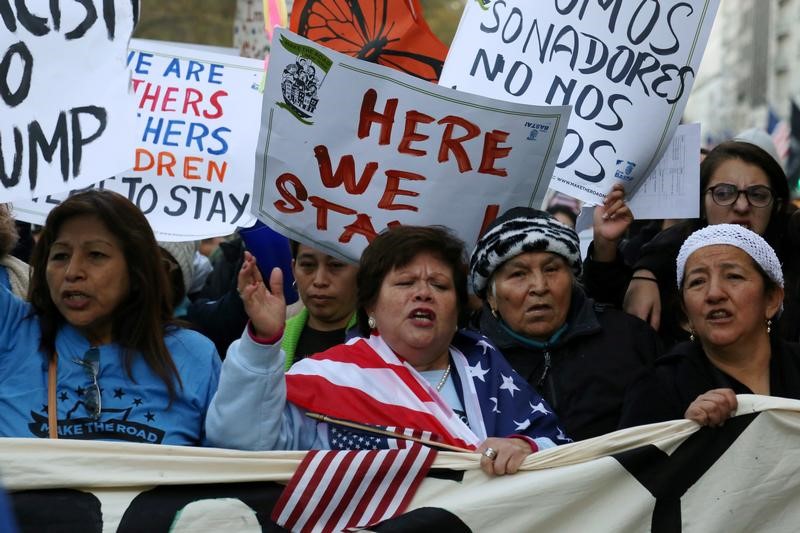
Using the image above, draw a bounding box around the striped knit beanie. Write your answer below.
[469,207,582,297]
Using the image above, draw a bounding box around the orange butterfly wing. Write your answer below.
[291,0,449,83]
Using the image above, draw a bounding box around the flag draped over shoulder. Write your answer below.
[285,330,569,450]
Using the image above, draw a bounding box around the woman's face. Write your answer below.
[704,158,773,235]
[488,252,573,341]
[682,245,782,351]
[45,215,130,345]
[366,252,457,371]
[292,244,359,331]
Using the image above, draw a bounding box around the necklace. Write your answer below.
[436,363,451,391]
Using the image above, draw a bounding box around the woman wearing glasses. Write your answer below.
[0,191,220,445]
[623,141,800,346]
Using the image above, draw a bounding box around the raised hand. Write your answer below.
[592,183,634,263]
[238,251,286,339]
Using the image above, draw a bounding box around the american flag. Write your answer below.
[271,443,436,532]
[768,108,791,162]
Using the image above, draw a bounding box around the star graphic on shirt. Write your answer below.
[489,397,501,414]
[76,386,86,397]
[477,339,494,355]
[132,398,143,406]
[113,388,125,399]
[468,361,490,382]
[529,401,550,416]
[145,411,155,422]
[59,392,69,402]
[499,374,520,397]
[514,418,531,431]
[40,404,48,413]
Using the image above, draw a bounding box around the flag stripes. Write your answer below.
[271,444,437,532]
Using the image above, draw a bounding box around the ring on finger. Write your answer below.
[483,447,497,461]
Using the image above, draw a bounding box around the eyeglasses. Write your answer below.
[705,183,774,208]
[73,348,101,420]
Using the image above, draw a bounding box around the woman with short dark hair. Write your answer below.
[207,225,568,476]
[0,190,220,445]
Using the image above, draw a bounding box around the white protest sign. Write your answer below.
[0,0,137,202]
[12,39,262,240]
[253,28,571,262]
[440,0,719,206]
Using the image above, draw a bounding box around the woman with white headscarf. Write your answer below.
[620,224,800,427]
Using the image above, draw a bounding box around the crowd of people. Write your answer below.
[1,138,799,480]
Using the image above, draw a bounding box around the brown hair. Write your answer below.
[29,190,182,399]
[0,204,19,258]
[700,141,789,247]
[356,226,469,336]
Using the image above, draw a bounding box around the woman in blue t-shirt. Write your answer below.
[0,191,220,445]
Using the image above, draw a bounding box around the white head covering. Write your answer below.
[676,224,784,289]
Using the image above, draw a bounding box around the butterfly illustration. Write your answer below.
[291,0,449,83]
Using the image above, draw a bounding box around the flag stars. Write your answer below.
[477,339,494,355]
[490,397,501,414]
[514,419,531,431]
[500,374,520,397]
[529,401,550,416]
[468,361,490,382]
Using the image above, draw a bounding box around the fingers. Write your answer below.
[685,389,738,427]
[268,266,285,302]
[478,438,531,476]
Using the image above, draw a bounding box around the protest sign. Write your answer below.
[12,39,262,240]
[253,28,570,262]
[0,0,138,202]
[3,396,800,531]
[440,0,719,207]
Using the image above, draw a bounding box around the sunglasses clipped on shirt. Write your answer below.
[705,183,774,208]
[73,347,101,420]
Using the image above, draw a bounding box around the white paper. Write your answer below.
[253,29,571,262]
[440,0,719,206]
[13,39,263,240]
[628,123,701,219]
[0,0,138,202]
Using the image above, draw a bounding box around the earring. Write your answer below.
[292,280,297,289]
[490,307,498,319]
[689,328,695,342]
[368,316,377,329]
[767,319,772,334]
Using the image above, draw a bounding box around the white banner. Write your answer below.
[440,0,719,206]
[11,39,262,241]
[0,0,138,202]
[3,396,799,531]
[253,29,570,262]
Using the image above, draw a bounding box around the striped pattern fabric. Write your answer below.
[271,444,436,532]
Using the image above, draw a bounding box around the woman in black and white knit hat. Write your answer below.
[469,207,661,441]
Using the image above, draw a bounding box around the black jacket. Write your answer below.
[619,338,800,429]
[474,288,661,441]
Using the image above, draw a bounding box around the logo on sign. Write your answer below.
[614,160,637,181]
[525,121,550,142]
[277,35,333,125]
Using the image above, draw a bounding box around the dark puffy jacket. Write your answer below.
[473,288,661,441]
[619,337,800,428]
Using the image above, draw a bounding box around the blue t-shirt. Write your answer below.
[0,266,9,291]
[0,285,221,445]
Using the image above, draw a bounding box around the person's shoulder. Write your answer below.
[164,326,217,359]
